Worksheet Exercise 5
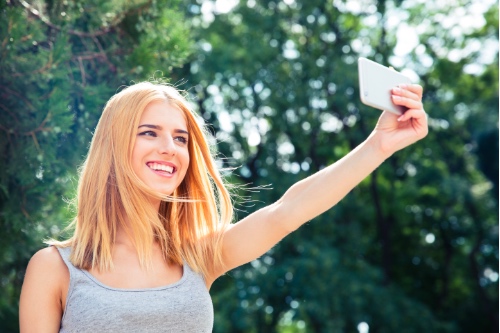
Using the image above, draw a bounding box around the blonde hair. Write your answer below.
[50,82,233,278]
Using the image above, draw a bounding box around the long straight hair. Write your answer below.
[50,82,233,278]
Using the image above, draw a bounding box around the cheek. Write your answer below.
[182,152,190,175]
[179,150,190,178]
[182,144,190,164]
[131,141,147,171]
[130,156,142,177]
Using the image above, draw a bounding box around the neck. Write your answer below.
[115,224,135,248]
[148,195,162,212]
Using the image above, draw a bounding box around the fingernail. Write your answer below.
[399,84,408,89]
[393,87,402,94]
[392,95,401,101]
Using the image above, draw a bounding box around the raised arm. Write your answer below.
[208,84,428,284]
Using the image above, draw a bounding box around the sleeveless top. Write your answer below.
[56,247,214,333]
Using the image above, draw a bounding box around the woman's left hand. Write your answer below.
[370,84,429,156]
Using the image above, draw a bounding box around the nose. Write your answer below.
[159,136,176,156]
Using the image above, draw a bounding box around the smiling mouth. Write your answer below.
[147,162,175,174]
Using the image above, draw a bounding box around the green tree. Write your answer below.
[179,0,498,332]
[0,0,192,331]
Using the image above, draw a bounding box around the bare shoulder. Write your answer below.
[24,246,70,294]
[20,246,69,332]
[27,246,68,279]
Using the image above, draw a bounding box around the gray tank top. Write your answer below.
[56,246,214,333]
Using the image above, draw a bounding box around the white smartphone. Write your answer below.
[358,57,412,115]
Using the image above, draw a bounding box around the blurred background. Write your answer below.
[0,0,498,332]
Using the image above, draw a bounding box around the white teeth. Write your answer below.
[148,163,174,173]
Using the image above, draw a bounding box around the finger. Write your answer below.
[397,107,426,120]
[392,86,420,101]
[399,84,423,99]
[391,94,423,110]
[397,110,428,133]
[398,110,429,138]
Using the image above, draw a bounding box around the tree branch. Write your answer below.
[18,0,115,37]
[0,85,36,110]
[12,51,53,77]
[0,102,21,124]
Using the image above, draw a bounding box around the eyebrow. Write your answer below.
[138,124,189,135]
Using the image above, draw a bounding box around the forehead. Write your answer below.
[139,100,187,126]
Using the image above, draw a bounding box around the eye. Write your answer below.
[139,130,157,137]
[174,136,188,144]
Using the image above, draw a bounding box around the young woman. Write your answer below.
[19,81,428,332]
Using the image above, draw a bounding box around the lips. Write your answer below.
[146,162,176,175]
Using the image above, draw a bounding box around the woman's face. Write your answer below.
[131,100,190,197]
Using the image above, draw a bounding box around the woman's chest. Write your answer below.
[61,269,213,332]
